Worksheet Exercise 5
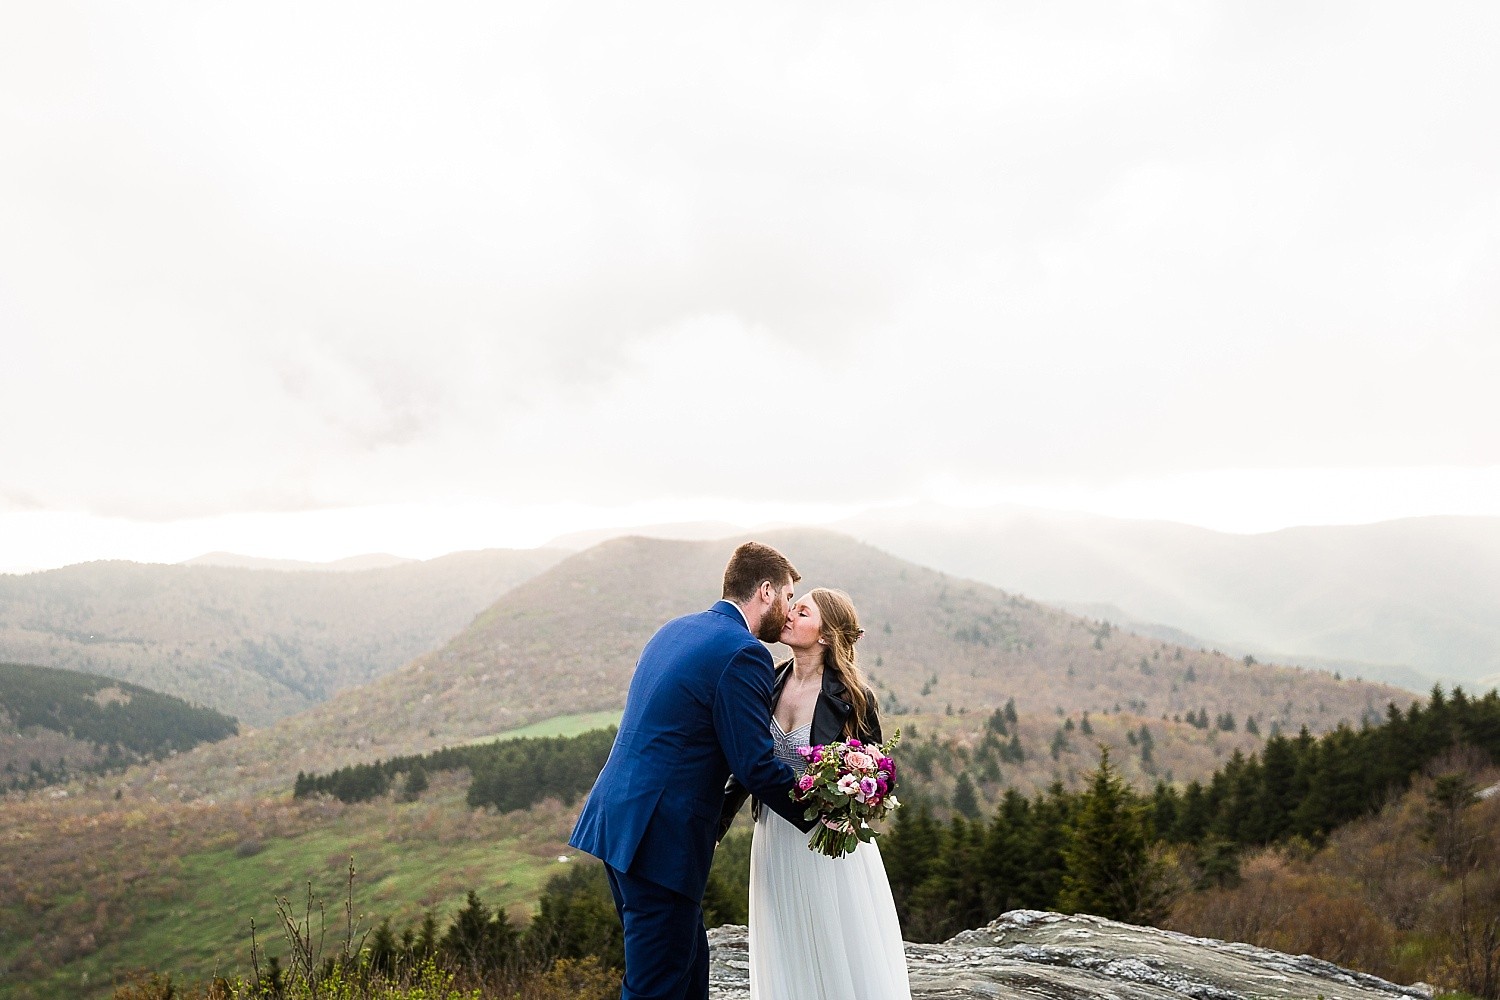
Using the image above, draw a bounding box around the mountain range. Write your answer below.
[831,505,1500,690]
[153,530,1411,801]
[0,548,564,726]
[0,528,1433,998]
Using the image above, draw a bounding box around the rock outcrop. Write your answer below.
[707,910,1433,1000]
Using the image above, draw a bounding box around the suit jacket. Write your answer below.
[568,601,812,901]
[717,659,883,842]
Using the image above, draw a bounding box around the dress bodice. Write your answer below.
[772,717,812,773]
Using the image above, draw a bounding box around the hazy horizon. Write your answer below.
[7,496,1500,576]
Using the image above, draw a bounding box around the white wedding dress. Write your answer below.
[747,718,912,1000]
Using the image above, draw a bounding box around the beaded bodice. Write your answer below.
[772,717,812,773]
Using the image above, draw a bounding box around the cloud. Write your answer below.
[1,1,1497,522]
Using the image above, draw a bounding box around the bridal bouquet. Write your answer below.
[791,730,901,859]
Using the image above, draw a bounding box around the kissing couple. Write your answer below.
[570,541,912,1000]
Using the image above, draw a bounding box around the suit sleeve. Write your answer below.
[713,645,816,832]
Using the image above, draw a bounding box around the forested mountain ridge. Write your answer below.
[0,523,1465,997]
[150,530,1412,800]
[0,661,237,791]
[0,547,565,726]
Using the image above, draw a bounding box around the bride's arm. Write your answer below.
[717,774,750,843]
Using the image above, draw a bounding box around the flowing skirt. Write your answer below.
[747,808,913,1000]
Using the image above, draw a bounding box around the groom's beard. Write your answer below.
[755,595,788,643]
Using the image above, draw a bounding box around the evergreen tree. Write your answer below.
[1058,748,1165,923]
[979,790,1033,917]
[523,863,624,968]
[987,707,1009,736]
[442,891,517,971]
[415,910,439,961]
[367,917,398,976]
[401,764,428,802]
[883,803,943,928]
[952,772,981,819]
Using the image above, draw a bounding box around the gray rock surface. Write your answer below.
[707,910,1433,1000]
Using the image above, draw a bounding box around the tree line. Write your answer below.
[248,685,1500,998]
[293,728,616,813]
[1,661,238,792]
[883,685,1500,941]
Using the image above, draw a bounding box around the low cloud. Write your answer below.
[1,2,1496,521]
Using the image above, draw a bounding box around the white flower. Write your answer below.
[836,774,861,796]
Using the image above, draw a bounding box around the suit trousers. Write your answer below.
[605,863,710,1000]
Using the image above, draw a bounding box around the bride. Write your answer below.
[719,587,912,1000]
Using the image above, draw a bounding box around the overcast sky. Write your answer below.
[2,2,1498,570]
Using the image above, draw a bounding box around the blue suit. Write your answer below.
[569,600,809,1000]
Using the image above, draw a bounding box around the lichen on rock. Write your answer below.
[707,909,1433,1000]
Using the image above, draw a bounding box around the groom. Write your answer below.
[569,541,814,1000]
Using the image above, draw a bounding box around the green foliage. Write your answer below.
[523,863,624,969]
[1059,748,1167,923]
[294,728,616,812]
[0,662,237,790]
[951,772,980,819]
[886,686,1500,941]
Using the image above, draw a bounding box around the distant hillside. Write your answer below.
[834,505,1500,687]
[543,520,746,550]
[0,662,237,791]
[161,530,1412,799]
[0,548,565,726]
[1053,601,1435,693]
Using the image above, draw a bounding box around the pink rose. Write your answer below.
[845,750,875,772]
[797,775,816,792]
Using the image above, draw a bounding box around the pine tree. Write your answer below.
[1058,748,1165,923]
[401,764,428,802]
[415,911,439,960]
[952,772,981,819]
[368,917,398,976]
[524,864,623,968]
[987,707,1009,736]
[882,803,943,927]
[441,891,517,971]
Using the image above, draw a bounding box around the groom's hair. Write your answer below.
[722,542,800,603]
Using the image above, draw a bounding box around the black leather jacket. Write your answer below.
[717,659,883,842]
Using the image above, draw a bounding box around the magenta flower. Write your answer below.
[847,738,863,748]
[797,775,816,792]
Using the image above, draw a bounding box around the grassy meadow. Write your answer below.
[1,713,628,1000]
[3,773,578,1000]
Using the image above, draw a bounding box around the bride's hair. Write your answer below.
[808,588,874,739]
